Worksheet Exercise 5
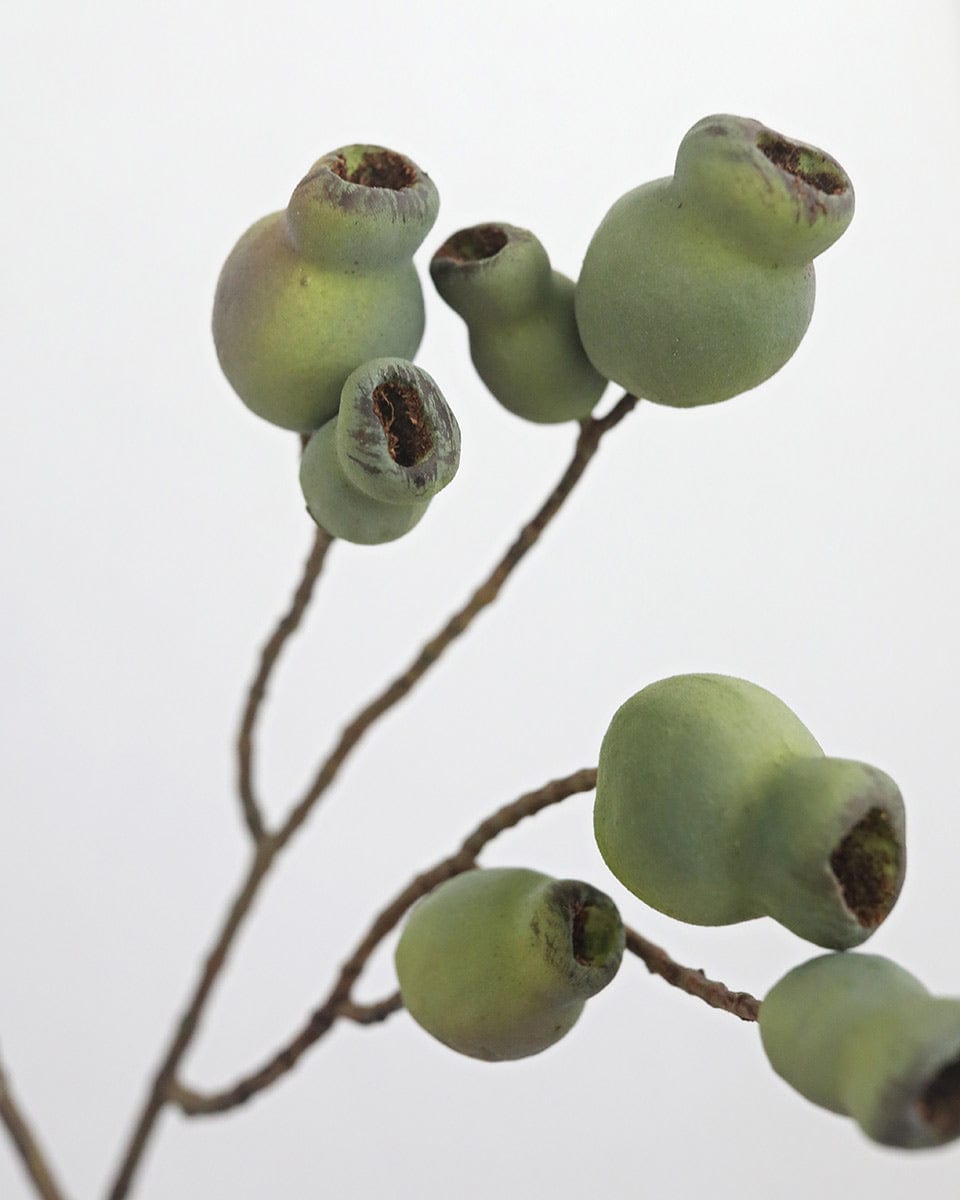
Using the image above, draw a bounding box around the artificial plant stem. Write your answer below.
[274,393,639,852]
[106,398,635,1199]
[624,930,760,1021]
[171,767,599,1115]
[0,1053,69,1200]
[170,764,758,1117]
[237,525,334,842]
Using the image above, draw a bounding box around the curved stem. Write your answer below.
[106,400,635,1199]
[624,929,760,1021]
[273,394,638,853]
[170,763,760,1118]
[172,768,598,1115]
[0,1051,69,1200]
[237,526,334,842]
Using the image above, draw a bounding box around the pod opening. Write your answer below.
[434,224,509,264]
[372,381,433,466]
[570,898,622,968]
[331,149,417,190]
[918,1055,960,1141]
[756,132,847,195]
[829,806,902,928]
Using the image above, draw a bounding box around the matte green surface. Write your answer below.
[432,224,606,423]
[595,674,821,924]
[575,114,853,408]
[395,868,624,1061]
[299,419,428,544]
[761,954,960,1148]
[212,145,439,431]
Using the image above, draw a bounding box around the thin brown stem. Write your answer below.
[625,929,761,1021]
[106,843,274,1200]
[0,1052,68,1200]
[170,766,759,1118]
[107,403,634,1198]
[273,394,638,853]
[237,526,334,842]
[171,768,598,1116]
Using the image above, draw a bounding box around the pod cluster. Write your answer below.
[212,144,460,545]
[213,127,959,1151]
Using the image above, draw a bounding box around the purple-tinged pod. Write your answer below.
[213,144,439,432]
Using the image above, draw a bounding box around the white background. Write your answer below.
[2,2,959,1197]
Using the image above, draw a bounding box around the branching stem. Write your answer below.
[106,397,636,1199]
[237,525,334,842]
[171,767,759,1117]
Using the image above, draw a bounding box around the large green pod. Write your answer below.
[431,223,606,423]
[213,145,439,432]
[760,954,960,1148]
[575,114,854,407]
[395,867,625,1061]
[594,674,905,949]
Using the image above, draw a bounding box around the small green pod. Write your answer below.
[594,674,905,949]
[299,419,428,545]
[395,867,625,1061]
[430,223,606,423]
[212,144,439,432]
[760,954,960,1148]
[575,114,854,407]
[335,358,460,505]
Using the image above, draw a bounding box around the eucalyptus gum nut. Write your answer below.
[299,419,428,545]
[212,145,437,432]
[574,114,852,407]
[431,224,606,423]
[751,757,905,950]
[285,145,439,267]
[760,955,960,1148]
[675,115,855,267]
[394,867,625,1062]
[594,674,822,925]
[335,358,460,504]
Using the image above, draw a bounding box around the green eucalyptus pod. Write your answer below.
[594,674,905,949]
[760,954,960,1148]
[575,114,854,407]
[430,223,606,423]
[300,419,428,544]
[335,358,460,504]
[212,144,439,432]
[299,358,459,545]
[395,867,625,1061]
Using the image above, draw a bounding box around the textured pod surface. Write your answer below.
[431,223,606,423]
[395,867,625,1061]
[335,358,460,504]
[595,674,821,924]
[286,144,439,267]
[212,145,437,432]
[299,419,428,545]
[761,955,960,1148]
[750,756,905,949]
[575,114,853,407]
